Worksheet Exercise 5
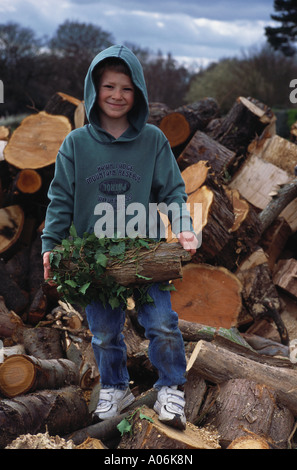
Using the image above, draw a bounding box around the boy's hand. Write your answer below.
[178,231,198,255]
[43,251,56,285]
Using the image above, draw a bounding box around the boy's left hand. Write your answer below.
[178,231,198,255]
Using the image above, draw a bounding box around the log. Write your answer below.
[0,126,10,140]
[249,134,297,176]
[0,354,79,398]
[118,406,220,450]
[4,111,72,170]
[273,258,297,299]
[202,378,294,449]
[236,248,289,344]
[44,92,83,129]
[171,263,242,328]
[190,340,297,416]
[0,205,24,257]
[23,326,64,359]
[159,98,219,148]
[260,217,292,270]
[0,296,25,343]
[52,242,191,288]
[229,154,297,232]
[227,435,271,449]
[177,130,236,175]
[14,169,42,194]
[148,102,172,127]
[0,385,90,449]
[206,96,275,156]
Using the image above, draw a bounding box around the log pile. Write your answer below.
[1,93,297,450]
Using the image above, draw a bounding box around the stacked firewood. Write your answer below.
[0,92,297,449]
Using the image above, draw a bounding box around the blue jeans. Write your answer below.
[85,283,187,390]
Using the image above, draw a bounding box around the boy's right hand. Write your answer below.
[43,251,55,285]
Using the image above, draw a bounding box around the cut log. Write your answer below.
[14,169,42,194]
[0,296,25,343]
[0,126,10,140]
[206,96,275,156]
[118,406,220,449]
[171,263,242,328]
[177,130,236,175]
[202,378,294,449]
[249,134,297,176]
[44,92,83,129]
[236,248,289,344]
[0,354,79,397]
[229,154,297,232]
[227,435,271,449]
[159,98,219,148]
[0,385,90,449]
[190,340,297,416]
[4,111,72,170]
[52,242,191,288]
[0,205,24,257]
[260,217,292,270]
[148,102,172,127]
[273,258,297,299]
[23,326,64,359]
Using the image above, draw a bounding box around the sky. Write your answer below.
[0,0,276,68]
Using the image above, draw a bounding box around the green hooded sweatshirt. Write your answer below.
[41,45,193,254]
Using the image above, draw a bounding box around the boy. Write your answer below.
[42,45,198,430]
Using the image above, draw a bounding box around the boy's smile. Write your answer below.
[97,69,135,132]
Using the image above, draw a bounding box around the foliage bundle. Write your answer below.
[49,225,169,310]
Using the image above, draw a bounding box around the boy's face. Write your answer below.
[97,69,135,123]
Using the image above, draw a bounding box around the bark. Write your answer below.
[190,340,297,416]
[0,296,25,343]
[118,406,220,449]
[273,258,297,299]
[0,354,79,397]
[23,326,64,359]
[177,130,236,175]
[202,378,294,449]
[0,259,28,313]
[148,102,172,127]
[44,92,83,129]
[0,385,90,449]
[206,96,275,156]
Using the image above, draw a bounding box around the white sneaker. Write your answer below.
[153,385,186,430]
[93,387,135,420]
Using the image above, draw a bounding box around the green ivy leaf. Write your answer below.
[95,252,108,267]
[65,279,77,288]
[69,224,77,238]
[139,412,154,423]
[79,282,91,294]
[109,296,120,309]
[117,418,132,436]
[109,241,126,257]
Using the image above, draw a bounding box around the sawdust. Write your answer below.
[5,431,75,449]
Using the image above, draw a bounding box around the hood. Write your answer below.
[84,45,149,140]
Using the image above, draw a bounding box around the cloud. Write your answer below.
[0,0,274,65]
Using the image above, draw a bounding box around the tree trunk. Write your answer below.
[171,263,242,328]
[202,378,294,449]
[206,96,275,156]
[3,111,72,170]
[177,130,236,175]
[118,406,220,449]
[0,385,90,449]
[190,340,297,416]
[159,98,219,148]
[148,102,172,127]
[0,354,79,397]
[14,169,42,194]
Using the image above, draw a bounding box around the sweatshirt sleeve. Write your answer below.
[152,138,194,235]
[41,146,75,254]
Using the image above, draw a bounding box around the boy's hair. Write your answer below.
[93,57,132,89]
